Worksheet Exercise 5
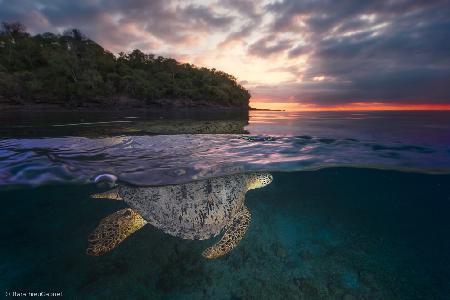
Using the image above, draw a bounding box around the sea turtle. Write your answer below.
[87,172,273,259]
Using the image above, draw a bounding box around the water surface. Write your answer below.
[1,110,449,188]
[1,110,449,299]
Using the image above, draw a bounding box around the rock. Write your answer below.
[358,270,378,290]
[342,293,357,300]
[293,278,320,298]
[299,248,314,260]
[327,282,345,297]
[275,245,287,258]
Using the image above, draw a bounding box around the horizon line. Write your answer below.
[250,101,450,112]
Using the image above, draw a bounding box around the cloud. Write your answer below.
[1,0,450,104]
[288,44,310,58]
[217,0,263,49]
[218,23,254,49]
[248,35,293,58]
[0,0,234,51]
[257,0,450,104]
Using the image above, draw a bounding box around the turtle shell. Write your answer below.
[118,174,248,240]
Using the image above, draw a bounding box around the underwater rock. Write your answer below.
[327,281,345,297]
[358,270,379,290]
[156,251,207,293]
[227,247,251,271]
[272,242,287,259]
[299,248,315,260]
[293,278,320,298]
[342,293,357,300]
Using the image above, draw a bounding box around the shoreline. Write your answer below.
[249,107,285,112]
[0,103,250,113]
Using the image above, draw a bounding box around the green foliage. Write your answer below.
[0,22,250,108]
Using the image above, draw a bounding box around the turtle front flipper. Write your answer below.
[90,188,123,200]
[86,208,147,256]
[202,206,251,259]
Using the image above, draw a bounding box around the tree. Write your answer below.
[1,22,28,39]
[0,22,251,108]
[63,28,86,41]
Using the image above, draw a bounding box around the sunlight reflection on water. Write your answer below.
[0,110,449,188]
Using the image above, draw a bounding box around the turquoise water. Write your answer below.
[1,110,450,299]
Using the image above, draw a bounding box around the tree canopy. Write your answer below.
[0,22,250,109]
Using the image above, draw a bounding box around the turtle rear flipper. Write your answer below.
[90,188,123,200]
[86,208,147,256]
[202,206,251,259]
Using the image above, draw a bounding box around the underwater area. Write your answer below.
[1,110,450,299]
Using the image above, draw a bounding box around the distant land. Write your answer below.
[0,22,250,110]
[249,107,285,112]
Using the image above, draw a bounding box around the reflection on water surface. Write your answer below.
[1,110,449,188]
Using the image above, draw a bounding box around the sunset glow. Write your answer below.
[2,0,449,109]
[251,101,450,112]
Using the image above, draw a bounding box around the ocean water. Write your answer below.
[1,110,450,299]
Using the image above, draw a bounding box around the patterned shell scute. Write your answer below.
[118,174,248,240]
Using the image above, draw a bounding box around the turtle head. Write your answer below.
[246,172,273,191]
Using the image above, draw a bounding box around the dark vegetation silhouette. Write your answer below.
[0,22,250,109]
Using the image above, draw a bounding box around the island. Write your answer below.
[0,22,250,110]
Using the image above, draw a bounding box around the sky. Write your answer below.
[1,0,450,110]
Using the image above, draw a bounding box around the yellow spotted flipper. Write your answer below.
[86,208,147,256]
[202,206,251,259]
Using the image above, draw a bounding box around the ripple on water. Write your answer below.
[0,134,449,188]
